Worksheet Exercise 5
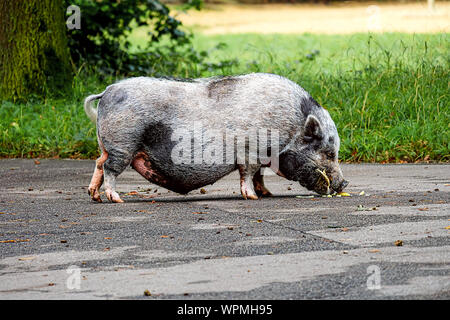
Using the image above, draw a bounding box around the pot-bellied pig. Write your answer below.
[84,73,348,203]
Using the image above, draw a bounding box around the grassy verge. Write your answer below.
[0,33,448,162]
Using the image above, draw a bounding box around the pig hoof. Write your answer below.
[240,185,259,200]
[258,190,272,197]
[92,193,102,203]
[105,190,124,203]
[246,194,259,200]
[254,186,272,198]
[88,187,103,203]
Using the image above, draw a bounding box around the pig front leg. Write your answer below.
[253,168,272,197]
[238,164,259,200]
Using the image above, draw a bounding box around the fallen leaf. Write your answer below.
[192,211,208,214]
[200,188,207,194]
[0,239,30,243]
[34,160,41,165]
[445,226,450,230]
[136,210,152,214]
[18,256,36,261]
[144,290,151,296]
[394,240,403,246]
[368,249,380,253]
[418,208,429,211]
[126,191,138,196]
[104,237,112,240]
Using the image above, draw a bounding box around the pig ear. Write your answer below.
[304,115,323,141]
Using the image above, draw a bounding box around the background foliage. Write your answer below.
[0,1,448,163]
[64,0,215,77]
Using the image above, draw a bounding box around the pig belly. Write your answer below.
[131,151,235,194]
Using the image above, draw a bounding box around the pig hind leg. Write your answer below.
[88,151,108,202]
[102,150,135,203]
[238,164,260,200]
[253,169,272,197]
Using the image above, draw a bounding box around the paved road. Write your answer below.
[0,159,449,299]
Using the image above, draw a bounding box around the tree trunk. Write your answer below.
[0,0,72,101]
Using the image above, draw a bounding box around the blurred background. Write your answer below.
[0,0,448,163]
[170,0,449,34]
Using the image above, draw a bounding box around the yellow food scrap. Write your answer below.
[315,168,330,188]
[337,192,351,197]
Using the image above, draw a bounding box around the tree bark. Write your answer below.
[0,0,72,101]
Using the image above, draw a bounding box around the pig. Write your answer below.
[84,73,348,203]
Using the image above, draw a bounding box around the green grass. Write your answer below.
[190,33,449,162]
[1,32,449,162]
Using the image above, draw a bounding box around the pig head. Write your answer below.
[278,97,348,195]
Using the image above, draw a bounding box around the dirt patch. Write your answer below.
[176,2,450,34]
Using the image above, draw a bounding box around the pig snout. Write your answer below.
[314,171,348,195]
[331,179,349,193]
[329,166,349,194]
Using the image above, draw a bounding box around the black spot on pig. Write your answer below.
[140,121,175,160]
